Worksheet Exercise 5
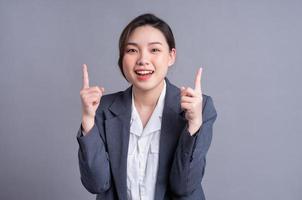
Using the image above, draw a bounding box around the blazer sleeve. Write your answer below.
[77,110,111,194]
[169,95,217,197]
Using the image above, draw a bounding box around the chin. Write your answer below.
[132,79,164,92]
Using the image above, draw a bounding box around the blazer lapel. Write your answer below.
[155,79,187,200]
[105,86,132,200]
[104,79,189,200]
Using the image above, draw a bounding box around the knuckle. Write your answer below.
[95,86,103,94]
[90,86,96,91]
[95,86,101,91]
[82,95,88,102]
[95,86,100,91]
[80,89,87,96]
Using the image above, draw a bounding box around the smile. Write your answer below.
[134,70,154,75]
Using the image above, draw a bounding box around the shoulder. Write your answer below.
[95,86,131,114]
[100,92,123,108]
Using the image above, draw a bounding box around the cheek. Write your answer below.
[153,55,170,66]
[122,58,130,73]
[122,55,135,67]
[122,56,135,78]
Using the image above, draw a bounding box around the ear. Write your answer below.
[168,48,176,67]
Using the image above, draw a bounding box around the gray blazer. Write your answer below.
[77,78,217,200]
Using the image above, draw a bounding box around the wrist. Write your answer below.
[81,115,95,134]
[187,122,202,136]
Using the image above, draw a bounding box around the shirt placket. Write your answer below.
[138,134,151,199]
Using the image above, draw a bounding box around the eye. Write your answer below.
[151,48,161,53]
[126,48,137,53]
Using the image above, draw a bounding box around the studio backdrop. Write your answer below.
[0,0,301,199]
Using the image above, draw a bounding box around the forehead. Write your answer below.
[127,25,167,45]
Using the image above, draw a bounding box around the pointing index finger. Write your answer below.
[82,64,89,89]
[194,67,202,92]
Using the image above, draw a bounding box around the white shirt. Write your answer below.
[127,81,166,200]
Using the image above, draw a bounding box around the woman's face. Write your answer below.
[122,25,176,93]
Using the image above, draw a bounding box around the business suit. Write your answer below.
[77,78,217,200]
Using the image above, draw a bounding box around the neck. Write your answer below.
[133,80,165,108]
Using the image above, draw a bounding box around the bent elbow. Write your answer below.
[81,177,111,194]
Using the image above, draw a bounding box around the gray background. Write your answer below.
[0,0,301,199]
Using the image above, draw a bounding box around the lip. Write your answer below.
[134,69,154,81]
[134,70,154,75]
[136,73,152,81]
[134,68,154,71]
[134,68,154,74]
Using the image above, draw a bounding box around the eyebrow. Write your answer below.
[126,42,163,46]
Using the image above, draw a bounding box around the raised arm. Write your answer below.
[169,68,217,197]
[77,64,111,194]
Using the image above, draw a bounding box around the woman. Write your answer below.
[77,13,217,200]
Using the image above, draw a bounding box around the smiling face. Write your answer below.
[122,25,176,93]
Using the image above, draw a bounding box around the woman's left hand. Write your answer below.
[180,68,203,136]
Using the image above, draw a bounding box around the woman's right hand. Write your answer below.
[80,64,104,135]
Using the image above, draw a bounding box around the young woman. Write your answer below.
[77,13,217,200]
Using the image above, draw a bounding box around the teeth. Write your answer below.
[135,70,154,75]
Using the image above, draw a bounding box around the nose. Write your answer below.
[136,50,150,66]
